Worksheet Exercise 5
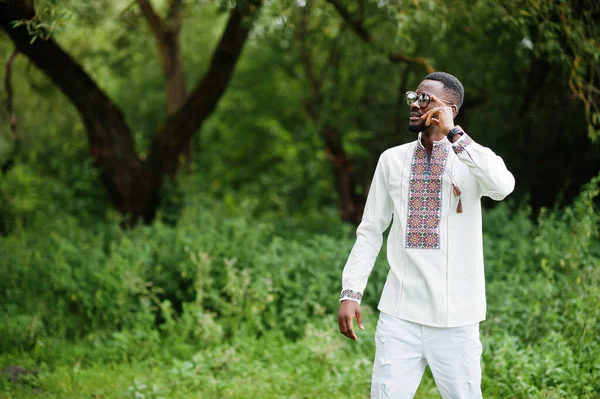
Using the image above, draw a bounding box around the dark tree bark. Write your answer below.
[303,102,364,224]
[0,0,261,224]
[297,0,364,224]
[2,49,20,174]
[138,0,192,168]
[324,132,363,224]
[0,1,153,221]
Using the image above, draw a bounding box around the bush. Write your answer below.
[0,191,357,352]
[1,171,599,397]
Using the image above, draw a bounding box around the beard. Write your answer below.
[408,120,426,133]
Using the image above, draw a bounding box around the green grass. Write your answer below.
[2,176,599,398]
[4,274,600,399]
[0,310,443,399]
[4,295,598,399]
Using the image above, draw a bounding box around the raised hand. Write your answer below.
[420,94,455,134]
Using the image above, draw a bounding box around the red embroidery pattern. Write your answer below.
[340,289,362,301]
[405,143,449,249]
[453,134,473,154]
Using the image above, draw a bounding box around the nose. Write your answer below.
[409,100,420,111]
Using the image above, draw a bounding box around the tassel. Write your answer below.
[452,183,462,197]
[452,183,463,213]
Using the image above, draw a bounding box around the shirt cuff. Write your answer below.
[451,132,473,155]
[339,289,363,303]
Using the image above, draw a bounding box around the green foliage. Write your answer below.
[1,173,599,397]
[0,159,106,233]
[479,174,600,398]
[0,185,346,351]
[1,1,600,397]
[2,0,599,217]
[500,0,600,140]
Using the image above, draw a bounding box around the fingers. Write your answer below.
[338,301,365,340]
[430,94,447,107]
[338,306,361,340]
[345,314,357,340]
[349,324,358,340]
[357,311,365,330]
[338,314,357,340]
[427,111,435,126]
[338,312,349,338]
[422,107,440,126]
[421,107,439,125]
[421,107,446,126]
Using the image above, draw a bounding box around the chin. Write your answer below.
[408,123,424,133]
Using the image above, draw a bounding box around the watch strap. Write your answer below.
[447,125,464,142]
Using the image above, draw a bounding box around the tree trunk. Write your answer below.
[0,1,156,223]
[297,1,364,224]
[2,49,20,174]
[1,0,261,224]
[323,127,365,224]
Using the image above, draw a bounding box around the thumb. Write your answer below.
[356,311,365,330]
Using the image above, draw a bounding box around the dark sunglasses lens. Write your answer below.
[406,92,417,106]
[418,94,430,107]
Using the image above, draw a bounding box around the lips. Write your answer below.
[410,112,422,120]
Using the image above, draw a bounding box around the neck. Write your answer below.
[420,127,446,153]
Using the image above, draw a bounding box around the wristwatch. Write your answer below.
[447,125,464,142]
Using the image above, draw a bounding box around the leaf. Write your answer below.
[587,124,598,141]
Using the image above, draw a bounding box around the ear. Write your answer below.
[452,105,458,117]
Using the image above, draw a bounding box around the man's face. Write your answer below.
[408,80,454,133]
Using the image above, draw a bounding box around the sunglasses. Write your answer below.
[406,91,454,108]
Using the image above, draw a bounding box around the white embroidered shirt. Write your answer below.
[340,132,515,327]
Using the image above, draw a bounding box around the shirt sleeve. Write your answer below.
[340,151,394,304]
[451,132,515,200]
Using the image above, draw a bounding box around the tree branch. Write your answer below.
[298,0,321,96]
[166,0,184,30]
[325,0,434,73]
[5,49,19,142]
[137,0,165,40]
[146,0,262,178]
[0,0,262,221]
[2,48,20,174]
[294,6,362,223]
[0,0,153,221]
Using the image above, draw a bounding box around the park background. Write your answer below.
[0,0,599,397]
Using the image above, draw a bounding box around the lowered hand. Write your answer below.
[338,300,364,341]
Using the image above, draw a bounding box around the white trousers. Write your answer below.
[371,312,483,399]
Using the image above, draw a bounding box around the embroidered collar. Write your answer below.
[417,132,451,150]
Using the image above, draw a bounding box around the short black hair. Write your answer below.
[424,72,464,108]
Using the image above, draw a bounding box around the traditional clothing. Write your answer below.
[340,132,514,327]
[339,132,514,398]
